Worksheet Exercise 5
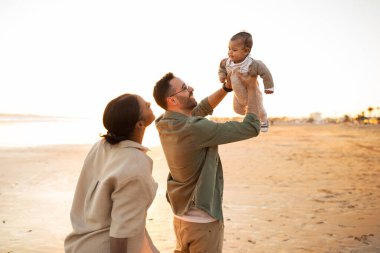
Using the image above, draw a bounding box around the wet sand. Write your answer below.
[0,124,379,253]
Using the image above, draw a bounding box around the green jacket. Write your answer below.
[155,98,260,220]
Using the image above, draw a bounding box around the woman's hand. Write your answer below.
[110,237,128,253]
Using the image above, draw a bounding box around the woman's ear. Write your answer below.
[136,120,145,129]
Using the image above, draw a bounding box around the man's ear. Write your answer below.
[166,97,177,106]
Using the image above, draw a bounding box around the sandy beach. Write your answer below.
[0,124,379,253]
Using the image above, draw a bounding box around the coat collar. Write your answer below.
[117,140,150,153]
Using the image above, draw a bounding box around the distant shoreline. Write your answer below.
[0,113,86,123]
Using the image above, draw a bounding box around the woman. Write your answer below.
[64,94,159,253]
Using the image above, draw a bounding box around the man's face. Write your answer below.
[169,77,197,110]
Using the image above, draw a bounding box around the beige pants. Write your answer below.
[173,217,224,253]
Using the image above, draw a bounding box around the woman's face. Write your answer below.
[137,96,155,127]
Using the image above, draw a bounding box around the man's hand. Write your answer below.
[235,72,258,88]
[225,71,232,90]
[208,72,234,109]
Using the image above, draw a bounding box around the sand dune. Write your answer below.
[0,124,379,253]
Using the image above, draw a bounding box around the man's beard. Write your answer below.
[177,93,197,111]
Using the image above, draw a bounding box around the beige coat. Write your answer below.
[64,140,159,253]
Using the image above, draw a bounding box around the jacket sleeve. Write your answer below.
[249,60,274,90]
[191,98,214,117]
[189,113,260,148]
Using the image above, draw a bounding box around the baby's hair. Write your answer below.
[231,31,253,49]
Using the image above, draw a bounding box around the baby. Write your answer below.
[218,31,274,132]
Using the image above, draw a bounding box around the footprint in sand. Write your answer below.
[354,234,375,245]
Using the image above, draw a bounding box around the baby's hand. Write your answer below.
[265,89,274,94]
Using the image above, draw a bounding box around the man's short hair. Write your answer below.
[153,72,175,110]
[231,31,253,49]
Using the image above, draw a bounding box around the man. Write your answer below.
[153,72,260,253]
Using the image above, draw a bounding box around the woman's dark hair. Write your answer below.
[101,93,140,145]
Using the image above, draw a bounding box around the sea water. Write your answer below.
[0,114,160,148]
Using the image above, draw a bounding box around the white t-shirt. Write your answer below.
[174,207,217,223]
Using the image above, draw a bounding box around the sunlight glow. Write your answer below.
[1,0,379,121]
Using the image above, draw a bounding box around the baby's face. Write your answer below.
[228,39,250,64]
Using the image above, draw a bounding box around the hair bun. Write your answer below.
[101,131,129,145]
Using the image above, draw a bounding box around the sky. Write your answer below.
[1,0,380,120]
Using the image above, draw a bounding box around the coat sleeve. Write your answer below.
[110,176,154,238]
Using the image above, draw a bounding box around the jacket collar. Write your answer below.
[155,110,189,124]
[163,110,189,119]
